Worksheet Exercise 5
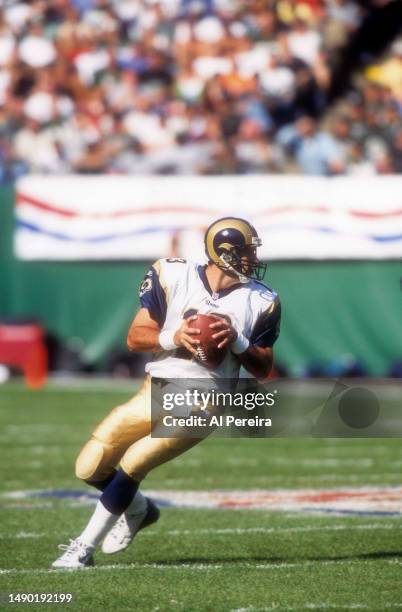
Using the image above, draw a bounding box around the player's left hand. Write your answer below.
[209,315,238,349]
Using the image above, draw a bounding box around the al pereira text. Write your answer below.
[162,414,272,428]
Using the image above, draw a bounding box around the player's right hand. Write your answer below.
[174,316,201,356]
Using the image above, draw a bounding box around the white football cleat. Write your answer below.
[101,497,160,555]
[51,538,95,569]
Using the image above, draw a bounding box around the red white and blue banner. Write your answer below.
[15,175,402,260]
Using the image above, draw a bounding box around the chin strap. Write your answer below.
[219,253,249,284]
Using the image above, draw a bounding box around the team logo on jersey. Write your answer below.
[139,272,153,297]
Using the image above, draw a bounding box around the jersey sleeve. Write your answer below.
[139,261,167,327]
[249,297,281,348]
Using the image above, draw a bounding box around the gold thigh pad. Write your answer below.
[75,376,152,482]
[120,434,201,481]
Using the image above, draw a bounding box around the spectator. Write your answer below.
[346,142,375,176]
[0,0,400,180]
[390,129,402,174]
[276,115,345,175]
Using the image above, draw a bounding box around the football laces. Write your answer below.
[195,345,207,362]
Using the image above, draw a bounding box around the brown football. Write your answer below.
[188,313,228,369]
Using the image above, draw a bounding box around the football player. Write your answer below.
[52,217,281,569]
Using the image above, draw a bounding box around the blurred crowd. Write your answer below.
[0,0,401,181]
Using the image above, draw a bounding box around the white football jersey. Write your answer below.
[139,258,281,379]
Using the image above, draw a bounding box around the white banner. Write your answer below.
[14,175,402,260]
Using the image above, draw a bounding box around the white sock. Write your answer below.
[125,490,147,516]
[79,501,118,548]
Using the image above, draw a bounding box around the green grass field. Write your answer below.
[1,381,402,611]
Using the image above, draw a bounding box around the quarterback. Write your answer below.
[52,217,281,569]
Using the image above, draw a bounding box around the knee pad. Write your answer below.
[75,437,116,482]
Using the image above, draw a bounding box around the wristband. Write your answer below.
[159,329,177,351]
[231,333,250,355]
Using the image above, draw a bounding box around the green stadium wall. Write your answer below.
[1,186,401,375]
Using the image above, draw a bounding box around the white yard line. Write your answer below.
[158,523,402,536]
[1,377,140,393]
[0,564,223,575]
[1,522,402,541]
[0,557,400,576]
[0,532,44,540]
